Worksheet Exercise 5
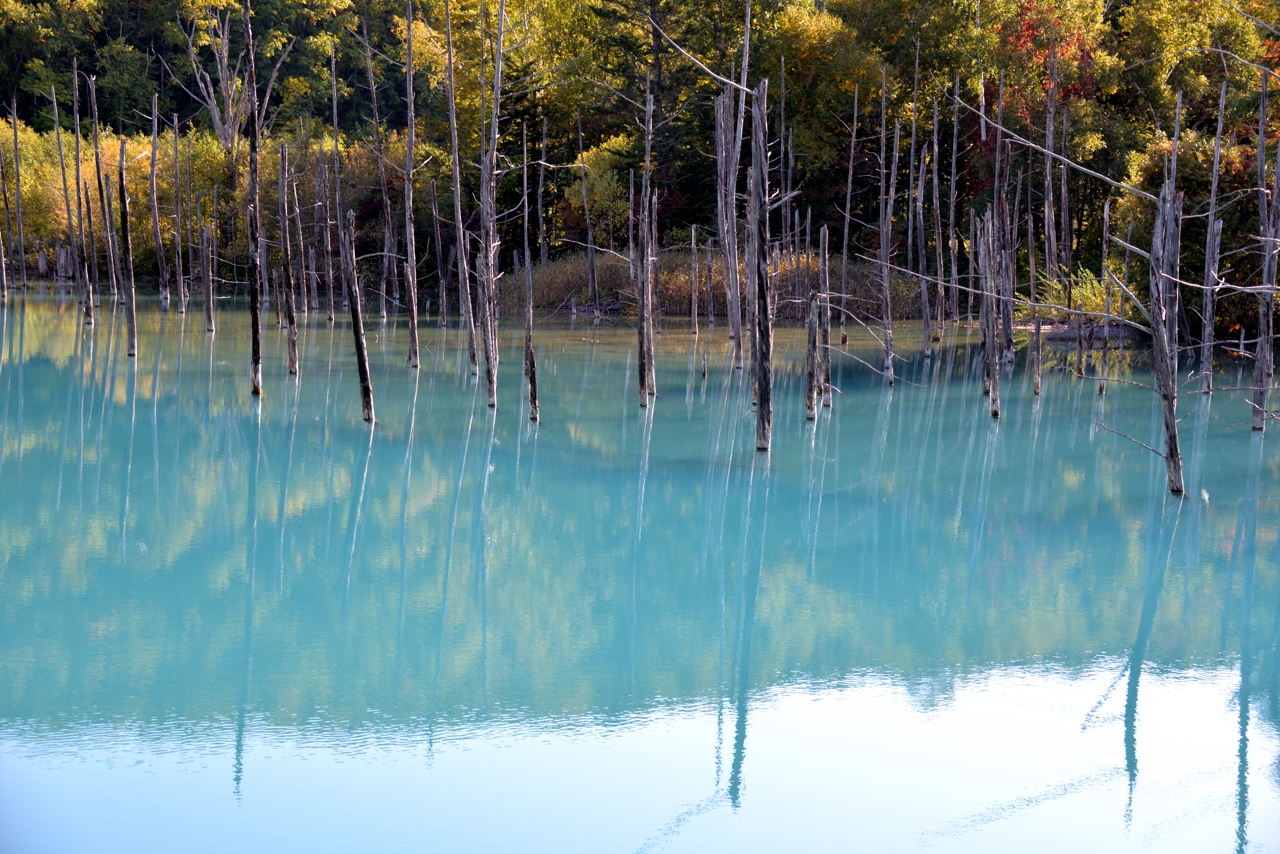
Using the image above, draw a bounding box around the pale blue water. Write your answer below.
[1,295,1277,852]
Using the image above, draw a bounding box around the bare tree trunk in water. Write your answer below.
[522,125,538,421]
[690,225,698,335]
[402,0,419,368]
[804,288,818,420]
[362,15,392,320]
[750,80,772,451]
[347,212,375,422]
[1201,80,1227,394]
[118,137,137,358]
[1253,72,1278,430]
[172,115,185,311]
[200,225,215,332]
[279,143,299,375]
[878,94,899,385]
[820,225,831,407]
[149,95,169,304]
[431,180,446,325]
[444,0,477,375]
[577,111,599,317]
[11,99,27,289]
[244,0,265,396]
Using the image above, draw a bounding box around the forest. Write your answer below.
[0,0,1278,479]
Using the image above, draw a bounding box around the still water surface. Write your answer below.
[1,295,1278,852]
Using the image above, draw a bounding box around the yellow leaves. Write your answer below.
[393,15,449,87]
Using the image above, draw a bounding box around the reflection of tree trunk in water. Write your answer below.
[119,361,138,564]
[473,408,497,715]
[1234,432,1263,853]
[170,315,186,509]
[55,330,81,511]
[93,304,119,505]
[322,326,339,559]
[234,398,263,800]
[434,384,478,742]
[277,378,300,593]
[342,422,376,616]
[628,405,656,703]
[863,385,892,591]
[729,464,769,807]
[78,319,97,522]
[143,317,164,513]
[1124,498,1180,824]
[396,371,421,689]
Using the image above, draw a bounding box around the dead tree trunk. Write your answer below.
[245,0,265,396]
[715,87,744,368]
[577,111,599,317]
[149,95,169,304]
[690,224,699,334]
[522,125,538,421]
[1253,72,1278,430]
[362,15,393,320]
[444,0,478,375]
[878,99,899,385]
[279,143,299,375]
[172,115,185,311]
[431,179,446,326]
[538,117,549,266]
[347,212,375,422]
[118,137,137,358]
[1200,80,1228,394]
[202,225,215,332]
[750,80,772,451]
[820,225,831,407]
[978,210,1000,418]
[11,99,27,288]
[805,288,818,420]
[50,85,83,305]
[1028,170,1041,394]
[948,76,960,322]
[72,66,90,321]
[321,161,335,322]
[1146,99,1186,491]
[840,88,857,340]
[403,0,420,368]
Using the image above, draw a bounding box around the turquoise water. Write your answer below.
[1,295,1278,852]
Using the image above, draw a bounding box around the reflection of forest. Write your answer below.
[1,297,1277,737]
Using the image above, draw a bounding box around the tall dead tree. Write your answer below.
[118,137,137,357]
[538,117,549,266]
[1200,80,1227,393]
[362,15,394,321]
[10,100,26,288]
[476,0,508,407]
[244,0,265,396]
[839,86,858,341]
[1253,71,1278,430]
[522,125,538,421]
[347,211,375,422]
[172,115,185,311]
[577,110,599,317]
[878,96,900,386]
[149,95,169,304]
[403,0,420,368]
[690,224,699,334]
[444,0,478,375]
[279,143,299,375]
[50,85,83,304]
[750,79,772,451]
[72,65,91,321]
